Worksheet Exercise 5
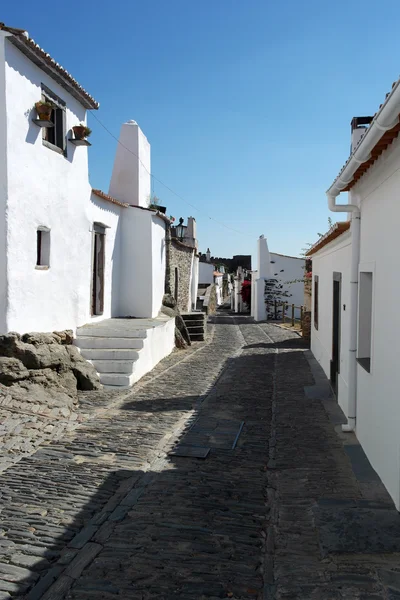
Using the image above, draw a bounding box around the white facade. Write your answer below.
[310,231,352,420]
[199,262,214,285]
[0,29,171,355]
[312,78,400,508]
[251,236,305,321]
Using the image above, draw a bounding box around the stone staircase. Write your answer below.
[74,316,175,388]
[181,312,206,342]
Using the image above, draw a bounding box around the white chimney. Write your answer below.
[257,235,273,279]
[108,120,151,207]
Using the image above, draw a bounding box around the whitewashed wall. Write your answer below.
[270,253,305,315]
[215,274,223,305]
[150,216,167,317]
[4,37,94,333]
[310,233,351,419]
[350,134,400,509]
[199,262,214,285]
[119,207,166,319]
[190,255,199,311]
[0,36,8,333]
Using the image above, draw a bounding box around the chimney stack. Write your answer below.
[351,116,373,154]
[108,120,151,207]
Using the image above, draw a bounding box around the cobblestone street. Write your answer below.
[0,313,400,599]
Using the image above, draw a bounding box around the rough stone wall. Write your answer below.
[302,310,311,346]
[168,241,194,313]
[0,330,101,469]
[203,284,217,315]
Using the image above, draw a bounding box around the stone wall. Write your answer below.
[203,284,217,315]
[302,310,311,346]
[168,240,194,313]
[0,330,101,470]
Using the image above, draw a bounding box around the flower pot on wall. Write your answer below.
[72,125,88,140]
[35,102,53,121]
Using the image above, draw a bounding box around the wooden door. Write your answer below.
[92,226,105,316]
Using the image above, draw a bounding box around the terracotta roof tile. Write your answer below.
[0,22,99,109]
[306,222,351,256]
[92,189,129,208]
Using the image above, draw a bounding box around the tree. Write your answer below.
[241,280,251,309]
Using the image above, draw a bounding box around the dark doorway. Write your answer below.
[174,267,179,302]
[330,272,341,396]
[92,224,105,316]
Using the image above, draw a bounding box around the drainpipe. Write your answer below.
[327,191,360,431]
[325,79,400,430]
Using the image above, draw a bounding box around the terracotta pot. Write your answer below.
[35,103,52,121]
[73,126,87,140]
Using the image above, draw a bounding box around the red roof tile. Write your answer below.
[92,189,129,208]
[306,222,351,256]
[1,22,99,109]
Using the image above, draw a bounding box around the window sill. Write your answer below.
[69,138,91,146]
[357,357,371,373]
[35,265,49,270]
[43,140,65,156]
[33,119,54,128]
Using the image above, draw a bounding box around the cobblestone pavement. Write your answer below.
[0,314,400,599]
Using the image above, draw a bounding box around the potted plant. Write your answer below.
[72,124,92,140]
[35,100,54,121]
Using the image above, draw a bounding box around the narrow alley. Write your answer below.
[0,312,399,600]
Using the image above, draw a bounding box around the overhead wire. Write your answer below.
[89,111,253,238]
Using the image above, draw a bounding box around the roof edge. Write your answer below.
[306,222,351,256]
[1,24,99,109]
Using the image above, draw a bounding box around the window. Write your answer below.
[357,272,373,372]
[36,227,50,268]
[314,275,319,330]
[41,84,66,154]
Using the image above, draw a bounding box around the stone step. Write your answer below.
[74,337,144,350]
[181,313,206,321]
[79,348,141,361]
[100,373,134,387]
[76,325,148,339]
[189,333,205,341]
[185,326,204,334]
[91,359,137,374]
[185,320,205,328]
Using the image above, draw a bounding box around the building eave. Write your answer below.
[1,23,99,109]
[306,222,351,256]
[328,78,400,196]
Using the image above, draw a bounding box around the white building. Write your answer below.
[0,23,174,387]
[198,250,224,306]
[309,85,400,509]
[251,236,305,321]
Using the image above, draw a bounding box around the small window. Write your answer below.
[357,272,373,372]
[36,227,50,268]
[41,84,66,154]
[314,275,319,330]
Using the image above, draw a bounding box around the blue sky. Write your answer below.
[4,1,400,259]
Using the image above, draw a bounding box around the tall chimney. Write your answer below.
[206,248,211,263]
[184,217,197,249]
[108,120,151,207]
[351,116,373,154]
